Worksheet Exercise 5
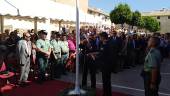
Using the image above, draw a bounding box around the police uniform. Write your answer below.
[50,39,62,79]
[60,40,69,74]
[36,39,51,81]
[143,48,162,96]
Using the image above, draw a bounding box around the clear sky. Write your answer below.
[89,0,170,13]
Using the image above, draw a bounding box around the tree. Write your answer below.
[130,11,141,29]
[110,3,132,28]
[143,16,160,32]
[137,17,145,29]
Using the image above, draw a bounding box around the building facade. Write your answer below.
[0,0,111,34]
[51,0,111,27]
[142,8,170,33]
[87,7,111,27]
[51,0,88,13]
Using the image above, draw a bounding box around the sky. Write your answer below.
[89,0,170,13]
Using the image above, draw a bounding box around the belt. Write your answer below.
[54,52,60,54]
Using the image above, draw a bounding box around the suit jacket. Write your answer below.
[98,40,115,71]
[17,40,32,65]
[109,37,122,57]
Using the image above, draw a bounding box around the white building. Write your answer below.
[0,0,111,34]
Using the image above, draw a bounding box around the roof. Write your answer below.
[88,7,109,16]
[0,0,86,22]
[142,8,170,16]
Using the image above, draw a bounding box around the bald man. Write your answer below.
[17,32,32,85]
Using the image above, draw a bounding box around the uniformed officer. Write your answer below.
[50,32,62,79]
[60,33,69,75]
[36,30,52,83]
[142,37,162,96]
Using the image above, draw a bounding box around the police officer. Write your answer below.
[142,37,162,96]
[36,30,52,83]
[98,32,114,96]
[50,32,62,79]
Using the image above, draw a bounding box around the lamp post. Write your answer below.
[68,0,86,95]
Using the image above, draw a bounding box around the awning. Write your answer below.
[0,0,18,16]
[0,0,86,22]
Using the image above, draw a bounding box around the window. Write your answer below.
[168,16,170,19]
[157,16,160,19]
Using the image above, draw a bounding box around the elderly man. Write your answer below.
[17,32,32,85]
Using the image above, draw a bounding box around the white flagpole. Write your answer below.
[68,0,86,95]
[75,0,80,93]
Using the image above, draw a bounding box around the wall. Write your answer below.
[52,0,88,13]
[153,16,170,33]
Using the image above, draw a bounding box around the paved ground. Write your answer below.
[59,58,170,96]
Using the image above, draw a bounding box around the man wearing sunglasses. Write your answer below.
[17,32,32,86]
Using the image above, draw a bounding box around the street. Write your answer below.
[59,58,170,96]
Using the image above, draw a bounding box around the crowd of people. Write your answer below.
[79,28,170,96]
[0,27,170,96]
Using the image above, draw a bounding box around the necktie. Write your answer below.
[25,41,31,56]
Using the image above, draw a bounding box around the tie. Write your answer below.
[25,41,31,56]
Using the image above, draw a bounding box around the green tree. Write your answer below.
[143,16,160,32]
[137,17,145,29]
[110,3,132,28]
[130,11,141,29]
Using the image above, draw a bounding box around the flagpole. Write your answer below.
[68,0,86,95]
[75,0,80,93]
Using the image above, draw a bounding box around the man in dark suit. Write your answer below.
[81,34,98,89]
[109,31,123,72]
[98,32,115,96]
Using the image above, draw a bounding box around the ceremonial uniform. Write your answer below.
[36,39,51,81]
[50,39,62,78]
[142,48,162,96]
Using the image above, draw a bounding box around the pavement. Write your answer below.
[58,58,170,96]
